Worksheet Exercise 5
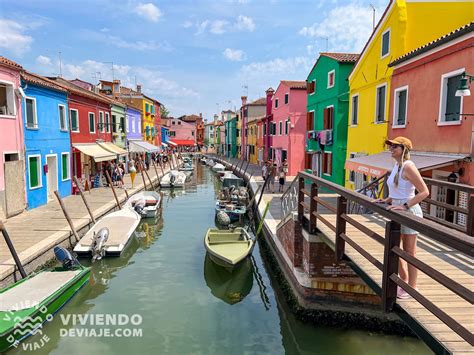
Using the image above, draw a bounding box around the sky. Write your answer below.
[0,0,386,120]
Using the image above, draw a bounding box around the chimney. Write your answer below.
[136,84,142,93]
[265,88,274,117]
[241,96,247,107]
[113,79,121,94]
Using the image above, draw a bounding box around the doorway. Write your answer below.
[46,155,58,201]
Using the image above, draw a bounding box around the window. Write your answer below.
[348,153,356,182]
[381,29,390,58]
[131,117,135,133]
[89,113,95,133]
[279,121,283,135]
[327,70,335,88]
[59,104,67,131]
[307,111,314,131]
[284,93,289,105]
[307,80,316,94]
[285,119,290,135]
[120,116,125,133]
[0,81,16,116]
[145,103,149,113]
[272,122,277,135]
[70,109,79,132]
[275,99,279,108]
[282,149,287,162]
[61,153,70,181]
[439,69,464,124]
[28,155,42,189]
[322,152,332,175]
[351,95,359,125]
[178,121,181,125]
[324,106,334,130]
[112,115,117,133]
[393,86,408,127]
[169,131,176,137]
[263,123,267,137]
[25,97,37,128]
[375,84,387,123]
[105,112,110,132]
[99,112,104,132]
[192,131,194,136]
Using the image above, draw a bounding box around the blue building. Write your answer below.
[21,71,72,209]
[161,126,170,146]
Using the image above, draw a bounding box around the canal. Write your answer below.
[9,165,431,354]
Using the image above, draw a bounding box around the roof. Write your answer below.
[281,80,307,90]
[179,114,201,122]
[21,71,68,93]
[320,52,360,63]
[389,22,474,67]
[247,97,266,106]
[118,85,161,105]
[0,56,23,70]
[48,77,113,105]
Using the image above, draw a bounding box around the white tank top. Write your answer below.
[387,161,416,200]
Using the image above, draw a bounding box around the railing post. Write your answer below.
[309,182,318,233]
[382,220,401,312]
[297,176,304,223]
[335,195,347,261]
[466,194,474,236]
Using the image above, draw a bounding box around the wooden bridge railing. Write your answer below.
[295,171,474,346]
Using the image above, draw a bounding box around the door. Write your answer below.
[46,155,58,201]
[311,153,320,177]
[4,157,25,217]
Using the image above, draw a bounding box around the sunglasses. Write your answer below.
[388,144,403,150]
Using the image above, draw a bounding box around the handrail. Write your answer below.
[280,177,299,220]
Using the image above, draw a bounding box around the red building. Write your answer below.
[153,100,162,147]
[388,23,473,228]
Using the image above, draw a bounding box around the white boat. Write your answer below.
[124,191,161,219]
[74,207,140,257]
[220,171,240,182]
[178,161,194,172]
[211,163,225,173]
[207,159,215,167]
[160,170,187,188]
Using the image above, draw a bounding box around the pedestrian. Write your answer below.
[115,163,124,188]
[278,165,286,193]
[129,159,137,188]
[268,161,277,193]
[374,137,429,299]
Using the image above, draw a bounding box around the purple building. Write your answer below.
[126,107,142,145]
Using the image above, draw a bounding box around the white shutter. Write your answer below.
[457,191,468,227]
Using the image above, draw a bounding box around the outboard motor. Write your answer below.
[170,170,178,186]
[132,197,146,216]
[216,211,231,227]
[54,246,80,270]
[91,227,109,261]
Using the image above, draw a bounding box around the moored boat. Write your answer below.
[211,163,225,173]
[160,170,187,188]
[124,191,161,219]
[215,201,246,221]
[204,227,254,268]
[73,207,140,257]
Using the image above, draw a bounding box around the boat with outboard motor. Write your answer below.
[124,191,161,219]
[178,160,194,172]
[160,170,187,188]
[0,246,90,352]
[215,200,246,221]
[211,163,225,173]
[73,207,141,258]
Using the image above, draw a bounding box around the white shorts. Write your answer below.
[391,199,423,235]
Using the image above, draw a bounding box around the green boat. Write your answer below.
[0,247,90,353]
[204,227,254,268]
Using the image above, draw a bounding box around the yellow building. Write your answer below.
[236,113,242,159]
[345,0,473,189]
[247,119,258,164]
[142,97,155,144]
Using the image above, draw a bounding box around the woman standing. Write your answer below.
[375,137,429,299]
[278,165,286,193]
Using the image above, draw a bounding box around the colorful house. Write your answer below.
[263,88,275,162]
[256,116,265,163]
[153,99,162,147]
[125,106,142,146]
[345,0,474,189]
[236,112,242,158]
[215,121,225,155]
[0,57,25,218]
[270,81,307,176]
[164,117,196,148]
[111,101,127,149]
[240,96,266,160]
[225,114,238,158]
[247,116,259,164]
[305,53,359,187]
[21,71,71,209]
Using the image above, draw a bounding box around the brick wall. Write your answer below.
[276,214,302,267]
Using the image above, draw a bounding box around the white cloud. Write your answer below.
[223,48,245,61]
[235,15,255,32]
[299,3,383,52]
[241,56,312,78]
[210,20,229,34]
[0,19,33,56]
[182,20,193,29]
[133,3,162,23]
[83,30,172,52]
[36,55,52,66]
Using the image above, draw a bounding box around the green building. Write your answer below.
[225,115,237,158]
[305,52,359,187]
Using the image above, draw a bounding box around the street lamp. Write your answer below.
[455,72,473,97]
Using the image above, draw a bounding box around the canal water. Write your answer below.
[9,165,430,354]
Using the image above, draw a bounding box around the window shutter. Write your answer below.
[397,90,407,125]
[352,96,358,124]
[328,107,334,130]
[29,157,39,188]
[377,87,385,122]
[26,98,35,127]
[446,75,461,121]
[323,108,329,129]
[62,154,68,180]
[306,81,311,93]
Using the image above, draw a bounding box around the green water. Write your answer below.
[8,165,431,354]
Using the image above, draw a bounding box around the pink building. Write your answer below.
[270,81,307,176]
[165,117,196,148]
[0,57,25,218]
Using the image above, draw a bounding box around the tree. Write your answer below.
[160,105,170,118]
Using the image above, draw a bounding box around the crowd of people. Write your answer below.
[261,159,288,193]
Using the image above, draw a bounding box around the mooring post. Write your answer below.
[105,170,122,210]
[73,176,96,224]
[246,185,262,210]
[0,220,27,279]
[297,177,305,223]
[335,195,347,261]
[141,159,154,189]
[159,160,166,177]
[152,159,160,180]
[309,183,318,234]
[54,190,80,242]
[138,160,148,190]
[382,220,401,312]
[242,160,251,180]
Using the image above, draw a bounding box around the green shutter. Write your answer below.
[112,115,117,133]
[377,86,385,122]
[62,154,68,180]
[397,90,407,125]
[382,31,390,56]
[71,110,78,131]
[89,113,94,132]
[352,96,358,124]
[446,75,461,121]
[29,156,39,188]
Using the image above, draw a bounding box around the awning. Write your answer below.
[97,141,127,156]
[128,140,160,153]
[161,142,168,147]
[168,140,178,146]
[169,139,195,146]
[345,151,467,178]
[72,143,116,162]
